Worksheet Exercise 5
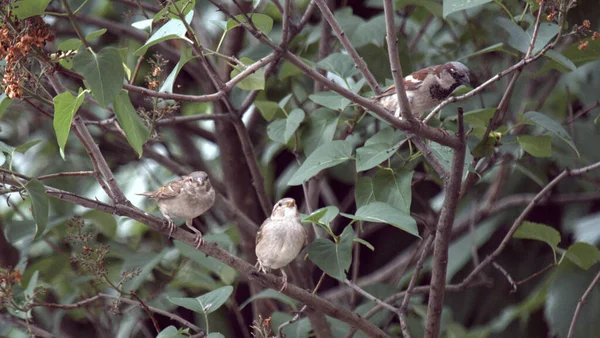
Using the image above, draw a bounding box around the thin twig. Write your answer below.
[344,279,400,313]
[314,0,381,94]
[399,233,434,338]
[515,262,555,286]
[492,262,517,293]
[567,269,600,338]
[458,161,600,290]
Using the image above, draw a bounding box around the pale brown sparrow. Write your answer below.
[255,197,307,291]
[373,61,471,118]
[138,171,215,248]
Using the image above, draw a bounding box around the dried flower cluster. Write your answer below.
[65,216,110,280]
[145,53,168,90]
[0,16,53,98]
[574,19,600,51]
[0,267,22,309]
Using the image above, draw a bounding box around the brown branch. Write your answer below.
[399,233,434,338]
[0,174,387,337]
[314,0,381,94]
[567,269,600,338]
[206,0,462,149]
[129,291,161,334]
[424,108,466,338]
[382,0,414,121]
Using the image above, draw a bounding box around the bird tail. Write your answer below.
[136,192,154,197]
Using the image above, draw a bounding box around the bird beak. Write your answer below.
[286,200,296,208]
[459,75,471,87]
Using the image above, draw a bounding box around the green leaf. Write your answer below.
[271,312,311,338]
[112,91,150,157]
[430,142,473,181]
[302,206,339,227]
[132,19,154,33]
[518,135,552,157]
[521,111,579,157]
[301,108,339,155]
[278,60,302,80]
[495,18,558,54]
[443,0,491,18]
[342,202,419,237]
[565,242,600,271]
[350,15,387,48]
[83,210,117,239]
[134,11,194,56]
[267,108,305,144]
[514,221,560,261]
[308,91,351,111]
[355,170,413,212]
[373,169,413,213]
[355,176,375,209]
[307,226,354,281]
[317,53,359,79]
[72,47,125,108]
[287,140,353,186]
[0,93,12,119]
[461,108,496,128]
[226,13,273,36]
[397,0,442,17]
[168,285,233,314]
[85,29,107,41]
[206,334,225,338]
[160,46,195,93]
[24,179,48,240]
[255,100,284,121]
[230,57,266,91]
[12,0,51,19]
[239,289,297,311]
[355,142,401,172]
[545,263,600,338]
[53,89,87,159]
[157,326,187,338]
[543,49,577,72]
[459,43,517,60]
[175,240,237,284]
[14,140,41,154]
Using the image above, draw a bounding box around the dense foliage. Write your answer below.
[0,0,600,337]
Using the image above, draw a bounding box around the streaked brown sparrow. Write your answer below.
[138,171,215,248]
[373,61,471,118]
[255,197,307,291]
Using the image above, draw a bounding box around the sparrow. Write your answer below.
[372,61,471,118]
[138,171,215,248]
[255,197,307,292]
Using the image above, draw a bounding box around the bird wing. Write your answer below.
[373,65,439,99]
[137,179,183,199]
[255,217,270,246]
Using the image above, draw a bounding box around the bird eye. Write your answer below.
[278,202,283,207]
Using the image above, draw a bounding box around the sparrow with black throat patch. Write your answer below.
[255,197,307,292]
[372,61,471,118]
[138,171,215,248]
